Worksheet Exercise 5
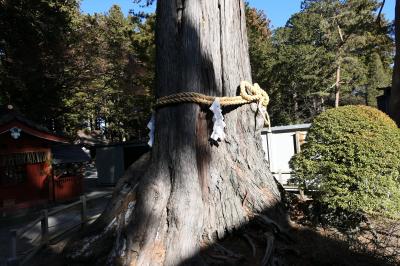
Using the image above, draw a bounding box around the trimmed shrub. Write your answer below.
[290,106,400,218]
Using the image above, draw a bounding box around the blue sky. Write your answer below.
[81,0,395,28]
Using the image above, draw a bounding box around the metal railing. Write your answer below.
[6,192,112,266]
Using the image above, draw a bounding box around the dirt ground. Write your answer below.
[29,194,400,266]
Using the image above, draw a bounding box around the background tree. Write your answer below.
[246,5,274,94]
[246,0,393,126]
[0,0,79,130]
[2,0,392,139]
[0,1,155,141]
[63,6,155,141]
[291,0,392,108]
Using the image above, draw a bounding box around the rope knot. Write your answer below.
[239,81,270,107]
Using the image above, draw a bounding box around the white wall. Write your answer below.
[261,124,310,185]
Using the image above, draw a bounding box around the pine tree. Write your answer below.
[0,0,79,130]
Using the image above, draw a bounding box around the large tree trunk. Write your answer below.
[390,0,400,126]
[64,1,283,265]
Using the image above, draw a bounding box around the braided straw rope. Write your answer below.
[156,81,269,108]
[155,81,271,127]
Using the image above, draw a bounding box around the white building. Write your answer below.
[261,124,311,185]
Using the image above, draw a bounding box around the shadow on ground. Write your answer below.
[26,199,395,266]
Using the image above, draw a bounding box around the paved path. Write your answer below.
[0,188,113,266]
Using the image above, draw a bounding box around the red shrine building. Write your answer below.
[0,107,88,212]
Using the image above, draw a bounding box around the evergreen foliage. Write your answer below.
[0,2,154,141]
[290,106,400,218]
[247,0,393,125]
[0,0,78,128]
[0,0,395,140]
[62,6,155,141]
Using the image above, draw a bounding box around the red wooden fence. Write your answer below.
[53,176,83,202]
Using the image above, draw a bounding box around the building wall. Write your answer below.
[96,146,125,185]
[0,131,52,208]
[261,125,310,185]
[0,119,83,210]
[95,143,149,185]
[0,162,50,208]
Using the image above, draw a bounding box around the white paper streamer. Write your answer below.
[257,101,271,132]
[209,98,226,141]
[147,114,155,147]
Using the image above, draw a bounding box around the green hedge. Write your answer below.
[290,105,400,218]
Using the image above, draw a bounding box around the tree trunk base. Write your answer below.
[63,145,288,265]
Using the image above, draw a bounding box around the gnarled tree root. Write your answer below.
[62,153,150,263]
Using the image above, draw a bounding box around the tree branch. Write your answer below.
[376,0,386,26]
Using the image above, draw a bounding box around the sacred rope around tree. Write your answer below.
[155,81,271,127]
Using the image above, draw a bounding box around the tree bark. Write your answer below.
[64,1,282,265]
[293,91,299,122]
[335,23,344,109]
[390,0,400,126]
[335,64,341,108]
[376,0,386,26]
